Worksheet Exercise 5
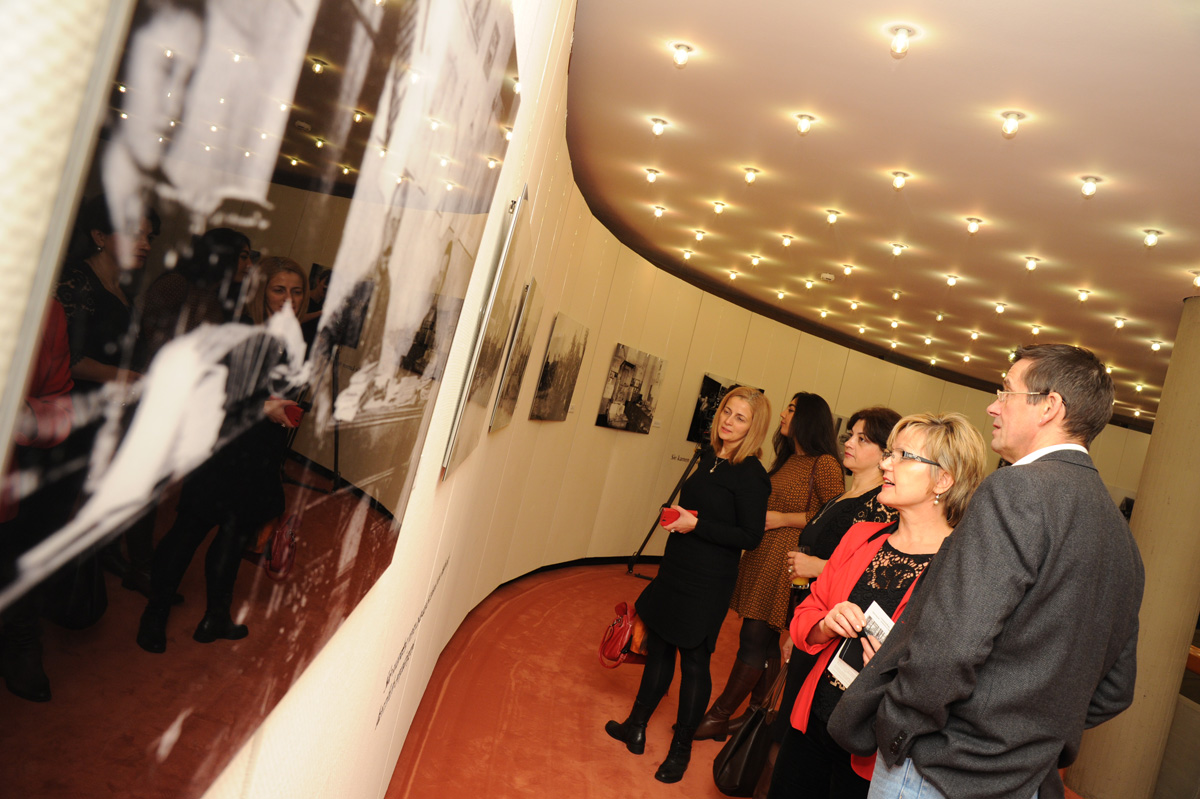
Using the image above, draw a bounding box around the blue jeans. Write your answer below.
[868,757,1038,799]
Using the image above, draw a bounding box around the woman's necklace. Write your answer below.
[710,456,726,473]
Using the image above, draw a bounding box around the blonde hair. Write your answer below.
[709,386,772,464]
[247,256,309,325]
[887,412,987,527]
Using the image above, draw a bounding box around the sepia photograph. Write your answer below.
[594,343,665,435]
[529,313,589,422]
[490,278,543,432]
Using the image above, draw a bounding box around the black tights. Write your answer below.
[736,617,781,667]
[150,512,256,614]
[635,629,713,729]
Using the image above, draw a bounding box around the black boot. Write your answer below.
[654,724,695,783]
[605,699,654,754]
[193,612,248,643]
[728,654,781,737]
[693,657,764,741]
[0,618,50,702]
[136,601,171,653]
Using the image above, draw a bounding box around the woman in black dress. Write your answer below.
[606,386,772,783]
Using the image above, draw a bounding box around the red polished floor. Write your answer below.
[388,563,1085,799]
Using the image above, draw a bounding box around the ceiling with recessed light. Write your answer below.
[565,0,1200,429]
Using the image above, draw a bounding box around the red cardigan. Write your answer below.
[789,520,924,781]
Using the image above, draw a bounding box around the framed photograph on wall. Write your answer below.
[595,343,666,434]
[490,277,543,432]
[529,313,589,422]
[442,184,529,475]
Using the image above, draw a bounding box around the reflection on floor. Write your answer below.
[0,460,397,799]
[388,563,1086,799]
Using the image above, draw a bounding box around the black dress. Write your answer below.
[636,451,770,652]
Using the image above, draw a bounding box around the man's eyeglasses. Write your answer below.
[995,389,1051,404]
[881,449,941,468]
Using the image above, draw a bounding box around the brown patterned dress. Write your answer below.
[729,453,845,630]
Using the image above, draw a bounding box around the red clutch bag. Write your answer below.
[284,405,304,425]
[659,507,699,527]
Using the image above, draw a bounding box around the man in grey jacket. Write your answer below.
[828,343,1145,799]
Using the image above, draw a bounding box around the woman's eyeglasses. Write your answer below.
[881,449,941,468]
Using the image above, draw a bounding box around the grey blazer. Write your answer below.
[828,449,1144,799]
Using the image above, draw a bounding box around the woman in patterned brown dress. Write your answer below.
[695,392,843,740]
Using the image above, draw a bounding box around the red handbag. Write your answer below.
[599,601,648,668]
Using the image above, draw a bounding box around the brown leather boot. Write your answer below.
[693,658,763,741]
[727,654,781,736]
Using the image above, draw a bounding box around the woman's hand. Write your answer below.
[265,398,300,427]
[821,601,866,640]
[664,504,697,534]
[786,550,827,580]
[861,633,882,665]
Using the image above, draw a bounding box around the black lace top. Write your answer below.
[799,485,898,560]
[810,539,932,722]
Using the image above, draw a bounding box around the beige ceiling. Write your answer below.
[566,0,1200,429]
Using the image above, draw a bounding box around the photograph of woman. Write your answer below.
[695,392,843,742]
[605,386,772,783]
[768,412,986,799]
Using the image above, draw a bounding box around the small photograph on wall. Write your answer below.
[490,278,543,432]
[686,372,737,443]
[595,343,666,434]
[529,313,589,422]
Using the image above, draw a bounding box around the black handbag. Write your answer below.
[713,659,790,796]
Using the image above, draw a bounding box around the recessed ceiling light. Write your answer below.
[781,234,792,247]
[650,117,668,136]
[778,290,786,300]
[890,320,899,328]
[850,300,859,310]
[645,168,659,183]
[1143,229,1162,248]
[310,58,327,74]
[744,167,760,184]
[750,255,760,266]
[730,270,737,280]
[924,336,932,345]
[486,157,497,168]
[1077,290,1090,302]
[826,210,841,224]
[504,126,513,141]
[805,279,814,289]
[1031,325,1040,335]
[970,331,979,340]
[929,357,937,366]
[653,206,665,218]
[671,42,693,68]
[795,114,815,135]
[966,217,982,234]
[513,77,521,94]
[1025,257,1040,271]
[1105,365,1113,374]
[1192,270,1200,288]
[1080,175,1101,197]
[1114,317,1126,329]
[888,25,914,57]
[995,303,1006,314]
[947,275,958,286]
[1136,384,1144,392]
[843,264,854,275]
[859,326,867,334]
[963,355,971,362]
[935,313,944,322]
[1134,409,1141,417]
[713,201,725,214]
[892,291,901,301]
[891,171,909,190]
[1000,110,1026,138]
[695,230,706,241]
[1151,340,1162,351]
[891,243,907,256]
[683,249,692,259]
[820,310,828,318]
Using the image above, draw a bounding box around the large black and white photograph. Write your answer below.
[442,186,530,474]
[594,343,665,435]
[490,278,543,432]
[528,313,589,422]
[0,0,519,796]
